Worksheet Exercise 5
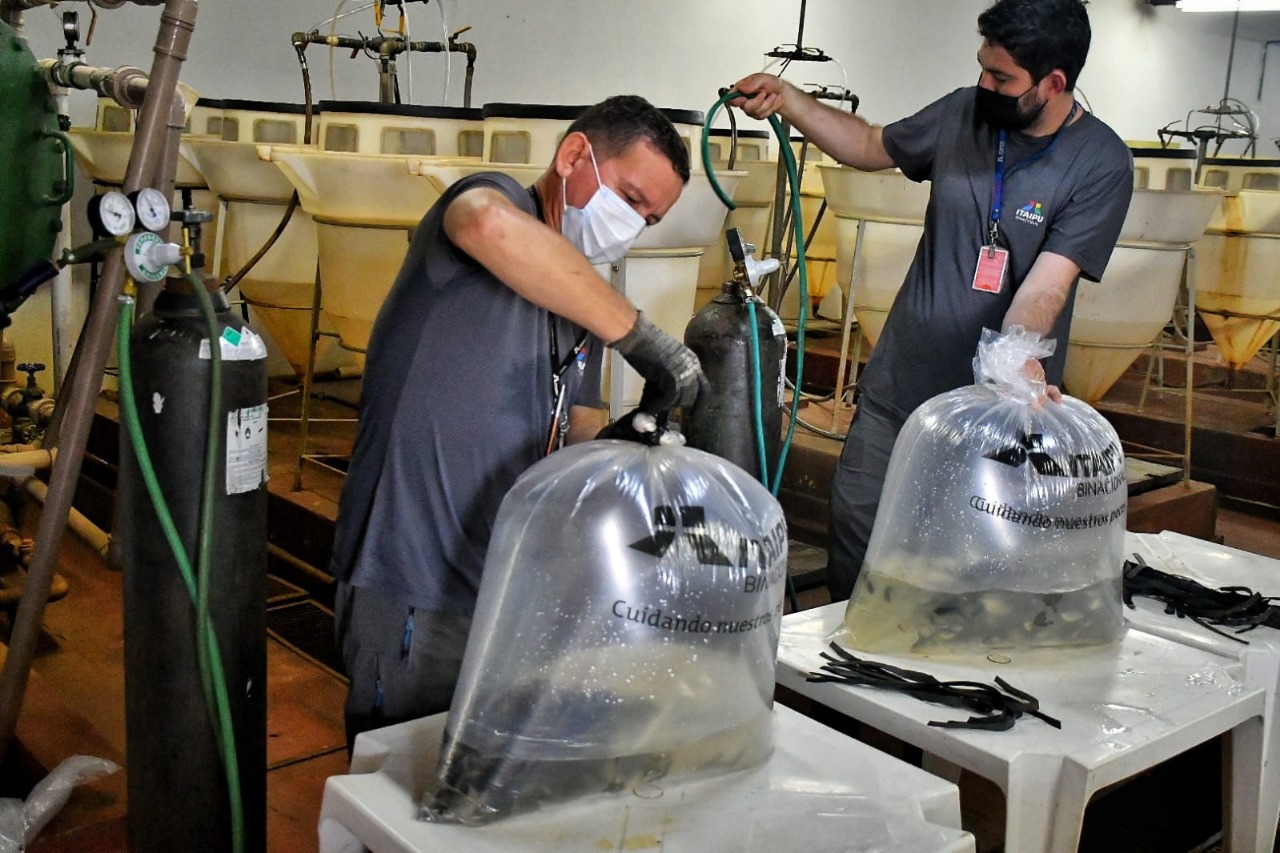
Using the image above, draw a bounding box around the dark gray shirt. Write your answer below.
[863,86,1133,419]
[331,173,604,614]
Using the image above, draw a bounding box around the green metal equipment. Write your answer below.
[0,20,73,292]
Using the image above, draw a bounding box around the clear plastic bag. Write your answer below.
[0,755,120,853]
[840,328,1127,655]
[422,441,788,825]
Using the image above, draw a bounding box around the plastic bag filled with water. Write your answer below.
[421,441,788,825]
[840,327,1127,656]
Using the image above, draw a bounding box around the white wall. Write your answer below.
[7,0,1280,377]
[13,0,1280,148]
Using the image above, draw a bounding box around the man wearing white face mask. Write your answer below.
[330,95,705,750]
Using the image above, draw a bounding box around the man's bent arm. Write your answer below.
[444,185,637,343]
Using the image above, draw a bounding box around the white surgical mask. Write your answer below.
[561,145,646,265]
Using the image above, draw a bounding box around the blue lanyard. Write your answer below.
[989,101,1079,251]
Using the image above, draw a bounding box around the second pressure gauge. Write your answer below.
[87,190,135,237]
[130,187,172,232]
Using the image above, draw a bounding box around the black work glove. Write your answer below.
[609,312,707,416]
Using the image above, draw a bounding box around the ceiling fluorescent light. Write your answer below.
[1177,0,1280,10]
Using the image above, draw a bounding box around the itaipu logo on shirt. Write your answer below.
[1015,200,1046,226]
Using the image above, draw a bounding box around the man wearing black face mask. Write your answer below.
[732,0,1132,602]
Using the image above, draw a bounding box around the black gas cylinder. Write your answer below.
[116,285,269,853]
[683,280,786,483]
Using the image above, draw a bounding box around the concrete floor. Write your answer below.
[2,335,1279,852]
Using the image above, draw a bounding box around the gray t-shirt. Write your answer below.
[331,172,604,614]
[863,86,1133,419]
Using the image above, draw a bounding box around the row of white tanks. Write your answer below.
[700,138,1278,404]
[67,98,1279,412]
[69,98,742,412]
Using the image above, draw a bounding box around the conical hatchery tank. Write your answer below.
[263,147,465,363]
[480,103,705,169]
[257,103,488,364]
[316,100,482,158]
[182,99,357,377]
[819,164,930,347]
[68,123,208,190]
[1198,155,1280,192]
[1129,145,1196,192]
[68,93,216,236]
[1193,157,1280,371]
[702,127,772,164]
[821,150,1226,404]
[1063,184,1221,401]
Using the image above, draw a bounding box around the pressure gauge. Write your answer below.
[87,190,135,237]
[130,187,172,232]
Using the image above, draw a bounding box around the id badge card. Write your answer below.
[972,246,1009,294]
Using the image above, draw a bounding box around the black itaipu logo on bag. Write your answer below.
[629,505,733,566]
[984,434,1121,479]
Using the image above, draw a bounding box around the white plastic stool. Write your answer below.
[1125,530,1280,853]
[777,603,1266,853]
[317,704,975,853]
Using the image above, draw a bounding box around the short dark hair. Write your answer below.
[567,95,691,183]
[978,0,1091,91]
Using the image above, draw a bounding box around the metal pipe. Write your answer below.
[292,30,464,56]
[460,41,475,108]
[0,0,199,765]
[1184,247,1197,483]
[292,30,476,107]
[23,478,110,560]
[36,60,187,434]
[1256,40,1280,100]
[0,449,54,478]
[830,219,866,432]
[50,67,74,393]
[293,265,322,492]
[38,59,151,109]
[378,58,396,103]
[1224,8,1241,105]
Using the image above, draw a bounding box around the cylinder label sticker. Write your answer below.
[199,327,268,361]
[226,404,269,494]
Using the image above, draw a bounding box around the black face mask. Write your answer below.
[974,83,1046,132]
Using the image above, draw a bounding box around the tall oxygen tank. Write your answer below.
[116,285,269,853]
[683,231,786,482]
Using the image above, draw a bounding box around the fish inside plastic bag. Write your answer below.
[839,327,1128,656]
[421,441,788,825]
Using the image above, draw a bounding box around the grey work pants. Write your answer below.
[334,582,472,753]
[826,395,906,602]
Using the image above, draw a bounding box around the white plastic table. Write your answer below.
[776,603,1267,853]
[317,703,976,853]
[1125,530,1280,853]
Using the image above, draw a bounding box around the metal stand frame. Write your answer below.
[1133,245,1198,482]
[292,264,362,491]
